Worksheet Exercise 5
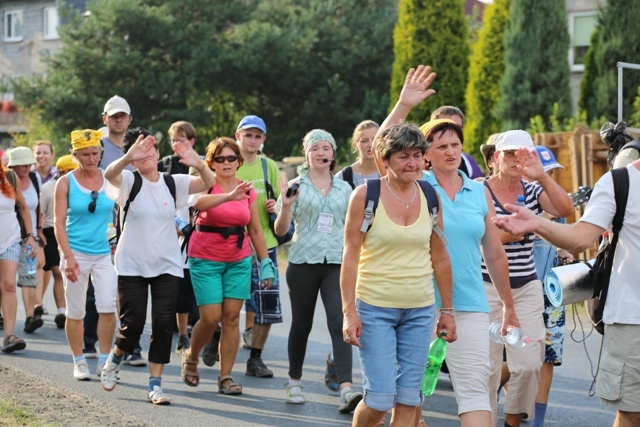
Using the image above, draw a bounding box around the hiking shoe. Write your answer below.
[246,357,274,378]
[325,352,339,392]
[73,361,91,381]
[83,346,98,359]
[23,316,44,333]
[202,335,219,367]
[241,328,253,349]
[100,361,119,391]
[285,382,305,404]
[54,313,66,329]
[124,353,147,367]
[338,389,363,413]
[1,335,26,353]
[148,386,171,405]
[175,335,190,354]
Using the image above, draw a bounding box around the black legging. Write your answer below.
[286,262,352,383]
[116,273,179,364]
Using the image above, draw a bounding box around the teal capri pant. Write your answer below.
[189,256,252,306]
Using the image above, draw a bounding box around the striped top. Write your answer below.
[481,179,543,288]
[275,175,352,265]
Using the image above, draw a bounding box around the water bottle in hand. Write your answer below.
[489,321,530,348]
[421,332,447,396]
[25,244,37,275]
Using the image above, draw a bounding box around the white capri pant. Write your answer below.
[445,311,491,415]
[62,250,117,320]
[486,280,545,425]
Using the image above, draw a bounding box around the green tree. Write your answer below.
[463,0,510,164]
[497,0,572,130]
[389,0,470,123]
[10,0,397,160]
[579,0,640,125]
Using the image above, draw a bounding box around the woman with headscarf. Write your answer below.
[274,129,362,413]
[0,161,35,353]
[54,130,118,381]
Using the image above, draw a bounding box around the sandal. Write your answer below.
[1,335,26,353]
[181,351,199,387]
[218,376,242,395]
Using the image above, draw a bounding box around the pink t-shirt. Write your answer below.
[188,181,257,263]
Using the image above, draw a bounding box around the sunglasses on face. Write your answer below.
[213,155,239,164]
[88,190,98,213]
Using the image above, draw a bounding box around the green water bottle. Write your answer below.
[421,332,447,396]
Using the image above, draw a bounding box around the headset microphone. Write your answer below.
[322,159,329,163]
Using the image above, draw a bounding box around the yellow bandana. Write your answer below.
[55,154,77,172]
[419,119,456,138]
[71,129,103,152]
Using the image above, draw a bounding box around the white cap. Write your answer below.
[495,130,535,151]
[103,95,131,116]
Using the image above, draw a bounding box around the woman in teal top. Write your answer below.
[274,129,362,413]
[54,129,117,382]
[382,65,519,427]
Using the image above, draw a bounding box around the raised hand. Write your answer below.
[492,203,538,236]
[173,140,203,168]
[278,172,299,206]
[227,181,252,201]
[398,65,437,109]
[125,134,157,162]
[515,148,545,181]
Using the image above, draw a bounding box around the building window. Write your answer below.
[569,11,598,71]
[43,6,60,39]
[3,10,24,42]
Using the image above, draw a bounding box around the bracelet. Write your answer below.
[439,307,454,311]
[439,311,455,318]
[26,232,35,238]
[36,226,42,230]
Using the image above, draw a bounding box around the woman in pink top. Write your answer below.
[183,137,276,395]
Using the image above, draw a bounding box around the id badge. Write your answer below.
[317,212,333,233]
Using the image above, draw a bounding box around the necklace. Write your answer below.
[385,178,417,209]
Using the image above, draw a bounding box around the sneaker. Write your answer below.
[83,346,98,359]
[124,353,147,367]
[202,335,220,367]
[73,361,91,381]
[241,328,253,349]
[1,335,26,353]
[246,357,274,378]
[175,335,190,354]
[338,389,363,413]
[54,313,66,329]
[34,305,45,317]
[324,352,339,392]
[23,316,44,333]
[96,362,120,380]
[285,382,305,404]
[100,361,119,391]
[148,385,171,405]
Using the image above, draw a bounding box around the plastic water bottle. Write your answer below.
[174,215,189,232]
[106,223,117,252]
[515,195,525,207]
[25,244,37,275]
[489,321,530,348]
[421,332,447,396]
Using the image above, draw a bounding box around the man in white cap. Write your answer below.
[100,95,133,169]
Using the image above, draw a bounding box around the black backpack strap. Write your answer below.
[28,171,41,230]
[261,157,276,200]
[162,173,177,208]
[342,166,355,189]
[360,179,380,232]
[621,138,640,154]
[121,171,143,228]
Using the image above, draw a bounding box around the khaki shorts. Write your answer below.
[597,323,640,412]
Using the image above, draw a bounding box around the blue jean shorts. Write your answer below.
[356,299,436,412]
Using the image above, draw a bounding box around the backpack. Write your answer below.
[360,179,446,244]
[586,167,629,335]
[341,166,356,189]
[261,157,295,246]
[115,171,177,240]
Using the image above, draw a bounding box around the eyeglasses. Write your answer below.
[88,191,98,213]
[213,155,239,164]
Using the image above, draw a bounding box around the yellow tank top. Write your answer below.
[356,191,435,308]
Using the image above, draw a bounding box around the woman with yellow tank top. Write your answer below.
[341,120,457,427]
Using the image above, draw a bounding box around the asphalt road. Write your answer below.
[0,264,617,427]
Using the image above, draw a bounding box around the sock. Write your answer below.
[58,307,66,314]
[149,376,161,392]
[288,379,302,387]
[98,353,109,366]
[531,402,547,427]
[340,386,353,398]
[73,355,86,364]
[250,348,262,359]
[109,352,124,365]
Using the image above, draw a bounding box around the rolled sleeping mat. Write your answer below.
[543,259,595,307]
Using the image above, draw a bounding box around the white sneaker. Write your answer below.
[73,361,91,381]
[338,388,363,413]
[242,328,254,349]
[96,362,120,380]
[148,386,171,405]
[285,382,305,404]
[100,361,119,391]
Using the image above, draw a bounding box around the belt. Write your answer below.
[195,225,245,249]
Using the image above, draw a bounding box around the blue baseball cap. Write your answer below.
[237,115,267,134]
[535,145,564,172]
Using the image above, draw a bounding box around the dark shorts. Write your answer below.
[244,248,282,324]
[43,227,60,271]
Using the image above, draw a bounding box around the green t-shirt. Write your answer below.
[236,156,281,249]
